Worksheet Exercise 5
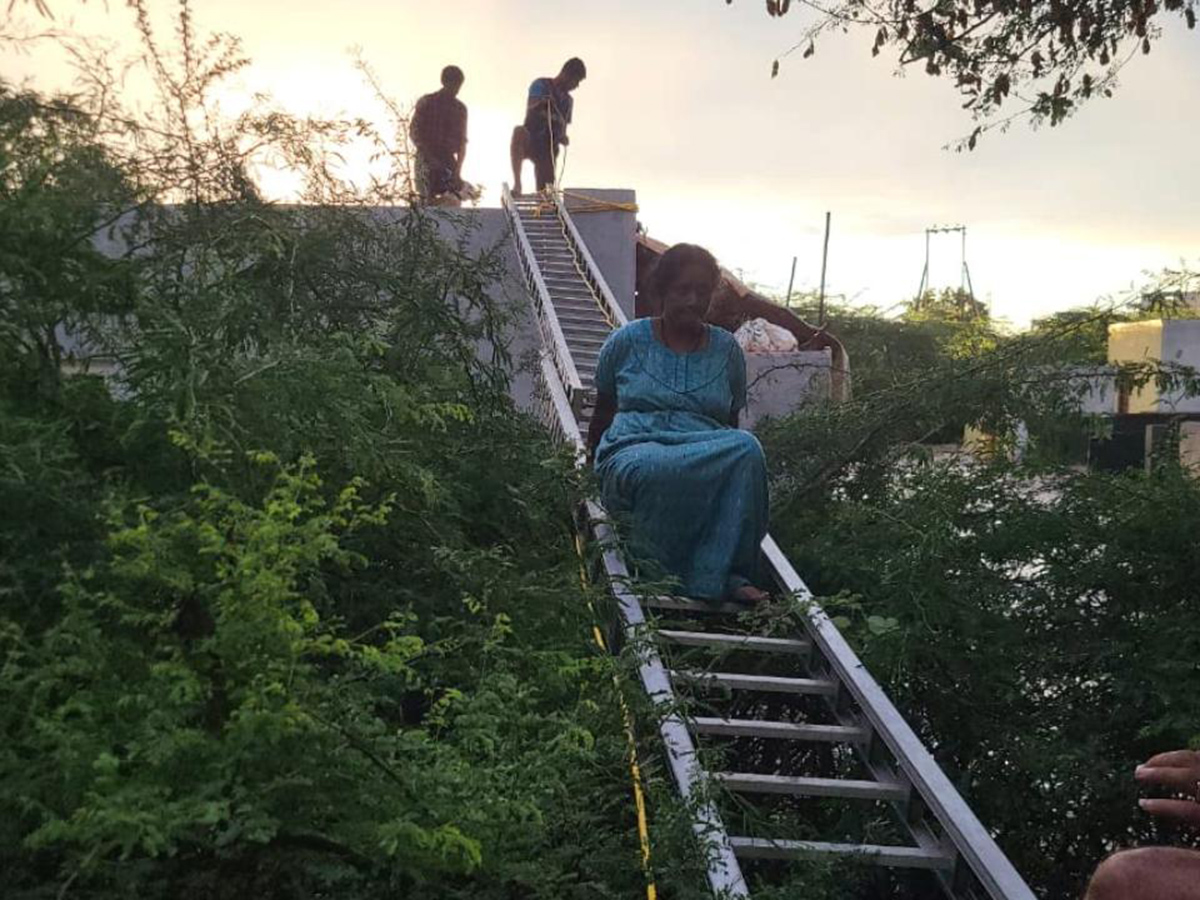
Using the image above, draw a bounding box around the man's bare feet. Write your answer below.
[731,584,769,603]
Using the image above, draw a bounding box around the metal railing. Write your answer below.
[552,191,629,330]
[533,352,749,897]
[761,539,1036,900]
[501,183,584,411]
[513,190,1035,900]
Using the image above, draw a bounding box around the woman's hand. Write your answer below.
[1136,750,1200,827]
[798,326,842,355]
[586,392,617,467]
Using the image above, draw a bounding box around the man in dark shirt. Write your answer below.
[509,57,586,195]
[411,65,468,202]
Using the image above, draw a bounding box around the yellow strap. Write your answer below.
[537,197,618,330]
[576,532,658,900]
[561,189,640,214]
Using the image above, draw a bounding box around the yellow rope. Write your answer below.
[561,190,640,214]
[519,101,620,329]
[556,212,618,331]
[575,532,658,900]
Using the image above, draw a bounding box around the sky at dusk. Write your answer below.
[5,0,1198,327]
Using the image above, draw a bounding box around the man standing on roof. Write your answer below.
[411,65,468,203]
[510,57,586,195]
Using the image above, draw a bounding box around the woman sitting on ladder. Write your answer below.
[587,243,770,604]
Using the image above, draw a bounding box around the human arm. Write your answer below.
[525,79,552,118]
[526,79,569,141]
[586,392,617,465]
[729,338,748,428]
[586,329,621,465]
[733,291,841,352]
[559,93,572,144]
[708,286,848,397]
[410,96,429,152]
[455,107,467,176]
[1136,749,1200,827]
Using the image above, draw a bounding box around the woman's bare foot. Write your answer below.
[730,584,769,603]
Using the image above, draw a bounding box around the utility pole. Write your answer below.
[817,211,831,326]
[785,255,797,307]
[916,224,977,316]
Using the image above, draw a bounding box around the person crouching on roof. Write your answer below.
[510,57,586,196]
[411,65,468,203]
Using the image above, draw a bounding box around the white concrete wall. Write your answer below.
[1107,319,1200,413]
[742,351,832,430]
[1066,367,1118,414]
[1108,320,1163,413]
[1158,320,1200,413]
[1181,422,1200,476]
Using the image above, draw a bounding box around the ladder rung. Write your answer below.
[672,670,836,696]
[692,717,868,743]
[658,630,811,655]
[555,303,603,313]
[729,837,954,869]
[715,772,909,801]
[644,596,745,614]
[562,332,609,346]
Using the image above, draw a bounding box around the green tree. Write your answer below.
[0,9,682,899]
[761,292,1200,898]
[745,0,1197,142]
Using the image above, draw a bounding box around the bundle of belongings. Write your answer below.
[733,318,800,354]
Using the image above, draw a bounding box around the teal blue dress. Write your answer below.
[593,318,768,600]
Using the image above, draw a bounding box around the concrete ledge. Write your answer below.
[743,350,832,429]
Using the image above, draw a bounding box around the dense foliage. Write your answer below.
[6,8,1200,900]
[761,298,1200,898]
[745,0,1197,143]
[0,14,679,898]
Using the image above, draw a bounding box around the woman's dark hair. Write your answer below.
[646,243,720,304]
[441,65,465,88]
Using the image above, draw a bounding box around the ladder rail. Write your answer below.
[514,190,1036,900]
[551,190,630,330]
[762,537,1036,900]
[591,505,749,898]
[502,184,585,412]
[534,351,750,897]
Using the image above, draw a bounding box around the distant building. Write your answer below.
[1091,319,1200,473]
[1108,319,1200,414]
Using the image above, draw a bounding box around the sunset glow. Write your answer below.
[6,0,1197,325]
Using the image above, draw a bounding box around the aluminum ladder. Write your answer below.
[501,185,1035,900]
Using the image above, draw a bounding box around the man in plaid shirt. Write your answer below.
[411,65,468,202]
